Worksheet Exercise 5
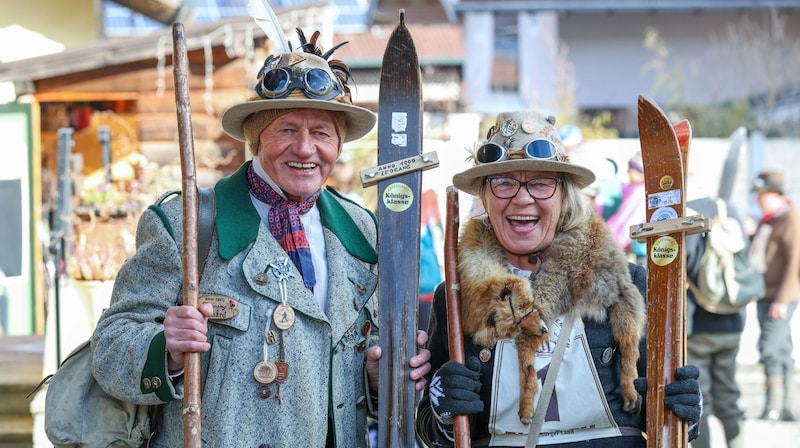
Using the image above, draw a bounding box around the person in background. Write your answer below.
[748,170,799,422]
[328,158,365,206]
[595,157,623,221]
[558,125,622,221]
[686,197,747,448]
[0,269,6,335]
[558,124,584,153]
[605,152,647,264]
[418,189,443,331]
[91,29,430,447]
[415,109,702,447]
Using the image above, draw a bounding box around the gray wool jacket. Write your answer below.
[92,162,379,447]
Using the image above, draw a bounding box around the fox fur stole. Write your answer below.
[457,213,646,423]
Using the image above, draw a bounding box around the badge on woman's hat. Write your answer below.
[221,28,376,144]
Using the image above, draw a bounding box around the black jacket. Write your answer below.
[416,263,648,448]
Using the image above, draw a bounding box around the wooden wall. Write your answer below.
[37,45,266,197]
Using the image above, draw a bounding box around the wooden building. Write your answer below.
[0,6,463,335]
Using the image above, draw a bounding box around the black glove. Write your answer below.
[664,365,702,441]
[630,376,646,415]
[633,377,647,397]
[429,357,483,426]
[632,365,703,441]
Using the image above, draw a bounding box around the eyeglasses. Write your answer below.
[475,139,561,164]
[486,176,561,200]
[255,65,343,101]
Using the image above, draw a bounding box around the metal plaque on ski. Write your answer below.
[376,10,423,448]
[637,94,691,448]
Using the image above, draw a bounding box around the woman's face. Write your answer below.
[481,170,563,266]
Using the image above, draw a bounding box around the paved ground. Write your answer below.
[0,335,43,448]
[710,365,800,448]
[0,335,42,387]
[701,363,800,448]
[699,302,800,448]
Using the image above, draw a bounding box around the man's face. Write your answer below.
[256,109,341,199]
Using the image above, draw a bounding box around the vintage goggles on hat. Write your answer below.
[255,64,343,101]
[475,139,561,164]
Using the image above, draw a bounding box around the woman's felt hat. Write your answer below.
[453,110,596,195]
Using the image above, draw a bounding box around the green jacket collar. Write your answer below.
[215,162,377,264]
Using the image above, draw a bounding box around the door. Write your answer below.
[0,102,36,335]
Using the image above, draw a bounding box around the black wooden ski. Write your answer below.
[368,10,436,448]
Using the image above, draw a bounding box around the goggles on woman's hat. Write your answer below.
[452,110,595,196]
[221,29,376,145]
[475,138,562,164]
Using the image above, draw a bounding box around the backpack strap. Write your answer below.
[197,187,216,275]
[150,187,216,275]
[715,197,728,222]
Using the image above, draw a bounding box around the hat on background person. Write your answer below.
[752,170,785,194]
[558,124,584,150]
[453,110,595,195]
[221,29,376,154]
[627,151,644,174]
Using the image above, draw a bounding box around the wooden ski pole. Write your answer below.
[444,186,471,447]
[172,22,202,448]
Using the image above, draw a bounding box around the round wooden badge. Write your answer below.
[273,304,295,330]
[254,360,278,384]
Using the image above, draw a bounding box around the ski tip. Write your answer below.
[172,22,185,39]
[674,120,692,146]
[382,8,417,62]
[637,94,650,114]
[637,93,669,121]
[638,93,658,109]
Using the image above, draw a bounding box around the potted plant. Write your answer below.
[68,182,139,277]
[61,181,141,336]
[62,158,177,327]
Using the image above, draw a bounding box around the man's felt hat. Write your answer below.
[221,30,376,145]
[753,170,785,194]
[453,110,596,195]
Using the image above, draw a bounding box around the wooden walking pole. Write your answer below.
[172,22,202,448]
[444,186,471,447]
